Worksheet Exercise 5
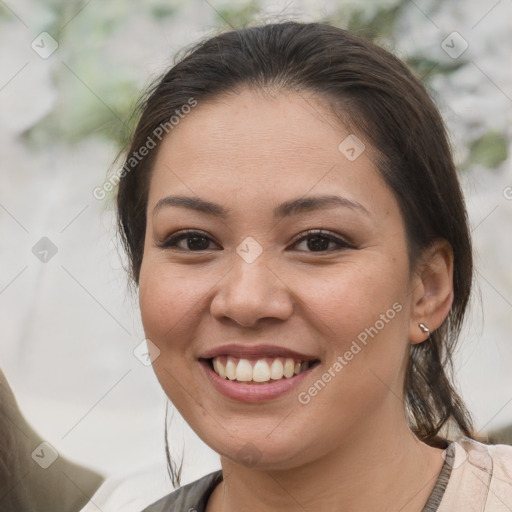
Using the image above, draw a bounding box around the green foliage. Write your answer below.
[468,131,508,169]
[215,0,262,28]
[345,4,403,40]
[20,0,173,148]
[11,0,508,175]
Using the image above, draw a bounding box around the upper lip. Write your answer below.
[198,344,319,361]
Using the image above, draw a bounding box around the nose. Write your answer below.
[210,251,294,328]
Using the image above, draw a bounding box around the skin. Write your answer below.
[138,88,455,512]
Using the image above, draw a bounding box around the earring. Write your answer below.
[419,323,430,340]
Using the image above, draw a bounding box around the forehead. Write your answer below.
[147,89,395,217]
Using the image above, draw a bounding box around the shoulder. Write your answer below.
[485,440,512,505]
[459,437,512,476]
[438,437,512,511]
[142,470,223,512]
[486,440,512,474]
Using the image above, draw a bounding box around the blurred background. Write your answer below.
[1,0,511,501]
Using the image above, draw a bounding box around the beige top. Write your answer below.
[438,437,512,511]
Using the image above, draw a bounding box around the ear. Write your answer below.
[408,239,454,345]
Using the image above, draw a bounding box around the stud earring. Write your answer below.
[419,322,430,340]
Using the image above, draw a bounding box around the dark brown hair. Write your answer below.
[116,21,474,479]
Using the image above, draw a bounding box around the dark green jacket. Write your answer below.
[142,470,222,512]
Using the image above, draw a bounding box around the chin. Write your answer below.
[203,429,318,471]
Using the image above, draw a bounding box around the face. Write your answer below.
[139,89,416,470]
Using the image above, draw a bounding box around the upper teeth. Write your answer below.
[212,356,310,383]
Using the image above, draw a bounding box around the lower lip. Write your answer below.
[200,360,316,403]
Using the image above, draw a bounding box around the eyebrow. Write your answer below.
[152,194,370,219]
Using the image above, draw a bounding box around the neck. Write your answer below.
[207,407,445,512]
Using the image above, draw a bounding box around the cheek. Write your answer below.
[138,261,202,358]
[138,262,207,406]
[139,270,176,341]
[139,258,214,336]
[292,256,410,403]
[296,257,408,343]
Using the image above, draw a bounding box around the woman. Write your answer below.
[115,21,512,511]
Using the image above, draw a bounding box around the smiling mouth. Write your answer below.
[202,356,320,384]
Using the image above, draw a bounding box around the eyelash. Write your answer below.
[155,229,355,253]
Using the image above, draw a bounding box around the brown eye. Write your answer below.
[156,231,220,251]
[290,229,355,252]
